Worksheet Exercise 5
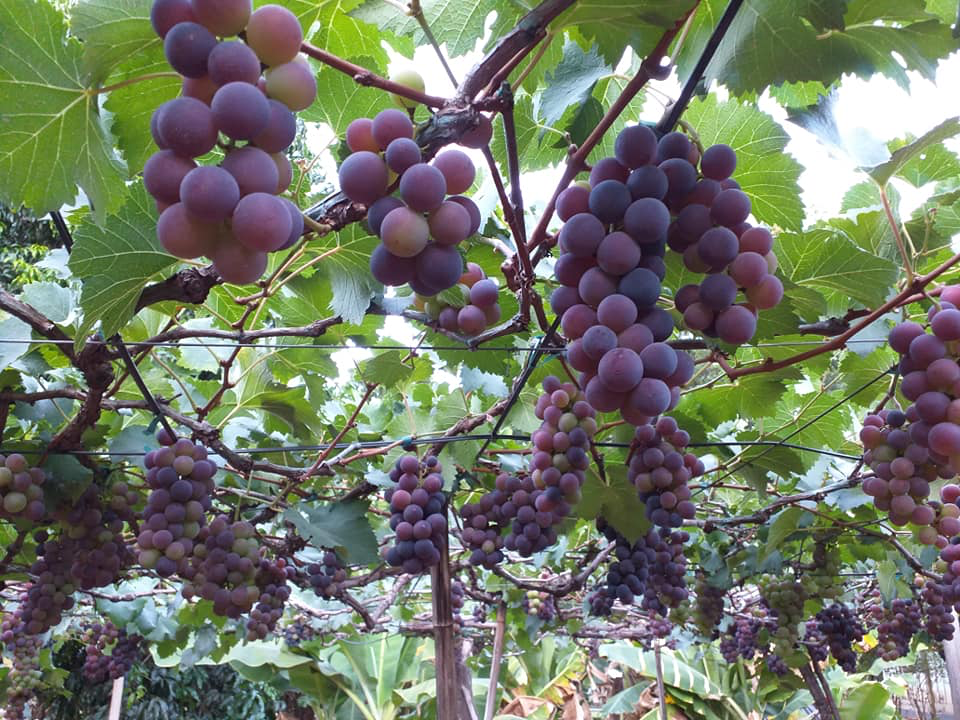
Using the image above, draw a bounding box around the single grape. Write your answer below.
[597,294,638,333]
[370,244,416,286]
[469,279,498,309]
[700,144,736,180]
[179,166,240,221]
[448,196,481,236]
[380,206,430,258]
[221,146,280,196]
[556,184,590,221]
[252,99,297,153]
[232,192,292,252]
[615,125,658,169]
[264,57,317,111]
[389,68,425,108]
[460,114,493,149]
[151,0,196,38]
[385,138,422,174]
[371,109,414,149]
[596,232,641,275]
[457,305,486,334]
[432,150,475,194]
[207,40,260,85]
[627,166,668,200]
[428,201,471,245]
[589,180,632,224]
[715,305,757,345]
[698,273,737,312]
[745,275,783,310]
[155,97,218,158]
[559,213,605,257]
[143,150,196,204]
[339,151,389,205]
[212,240,268,284]
[590,157,629,185]
[367,196,404,236]
[245,4,303,66]
[191,0,251,37]
[623,198,670,243]
[163,21,216,78]
[657,132,691,162]
[346,118,378,153]
[711,189,751,227]
[399,164,447,212]
[156,203,218,259]
[414,245,463,295]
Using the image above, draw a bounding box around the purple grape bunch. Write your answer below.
[385,454,449,572]
[147,1,315,281]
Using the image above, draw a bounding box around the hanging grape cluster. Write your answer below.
[873,598,922,660]
[814,603,864,672]
[2,610,43,720]
[627,417,703,528]
[305,550,348,598]
[417,262,502,336]
[589,517,689,618]
[692,576,725,639]
[385,454,448,572]
[138,433,216,577]
[81,621,144,683]
[758,575,807,656]
[342,110,482,297]
[147,1,314,281]
[0,452,46,522]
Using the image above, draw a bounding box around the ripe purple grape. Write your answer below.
[163,22,216,78]
[339,151,388,205]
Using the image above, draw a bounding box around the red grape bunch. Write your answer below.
[147,1,314,282]
[417,262,502,336]
[246,556,293,640]
[305,550,348,598]
[860,408,959,539]
[873,598,922,660]
[81,621,144,683]
[0,452,47,522]
[627,417,704,528]
[920,577,956,641]
[554,127,703,425]
[519,376,599,556]
[458,484,508,569]
[342,110,482,296]
[814,603,864,672]
[138,431,217,578]
[16,532,77,636]
[1,610,43,720]
[180,515,263,619]
[384,454,449,573]
[523,588,557,622]
[692,576,725,639]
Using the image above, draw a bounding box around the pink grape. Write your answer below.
[207,40,260,85]
[221,146,279,196]
[232,192,292,252]
[245,4,302,66]
[432,150,475,194]
[191,0,251,37]
[371,109,414,149]
[264,58,317,111]
[164,21,216,78]
[745,274,783,309]
[212,239,268,284]
[339,151,388,205]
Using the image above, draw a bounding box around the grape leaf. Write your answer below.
[360,351,413,388]
[68,182,175,341]
[0,0,127,222]
[775,229,898,307]
[866,116,960,186]
[539,41,610,128]
[677,0,955,96]
[309,225,381,326]
[683,95,805,231]
[0,317,31,371]
[70,0,159,84]
[283,501,379,564]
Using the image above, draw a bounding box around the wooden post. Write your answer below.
[483,602,507,720]
[942,615,960,718]
[654,643,668,720]
[432,538,459,719]
[108,676,125,720]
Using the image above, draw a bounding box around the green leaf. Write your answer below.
[866,116,960,186]
[283,500,379,565]
[0,317,31,371]
[539,41,609,128]
[762,507,805,560]
[678,0,955,96]
[0,0,127,222]
[309,225,380,325]
[682,95,805,231]
[839,683,890,720]
[180,624,219,668]
[877,558,897,601]
[360,351,413,388]
[350,0,519,59]
[775,229,898,307]
[599,643,724,699]
[103,52,180,176]
[68,182,175,340]
[20,282,73,324]
[69,0,159,84]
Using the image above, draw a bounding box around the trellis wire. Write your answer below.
[0,436,860,460]
[0,337,892,350]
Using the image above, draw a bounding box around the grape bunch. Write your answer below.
[17,533,78,635]
[343,111,482,297]
[0,452,46,522]
[517,376,599,556]
[523,587,557,622]
[451,579,466,629]
[803,620,829,662]
[758,575,807,656]
[2,611,43,720]
[416,263,502,336]
[181,515,262,619]
[147,1,314,282]
[860,407,960,537]
[692,576,725,639]
[720,614,762,662]
[920,579,955,641]
[874,598,922,660]
[81,622,143,683]
[554,134,701,426]
[384,454,448,573]
[719,627,739,663]
[592,517,689,617]
[815,603,864,672]
[765,653,789,676]
[56,484,135,591]
[138,433,217,578]
[246,556,293,640]
[283,617,317,647]
[306,550,348,598]
[458,484,508,569]
[627,417,704,528]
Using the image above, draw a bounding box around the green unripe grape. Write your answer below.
[424,299,443,319]
[390,68,425,108]
[4,491,29,513]
[0,468,12,487]
[558,412,578,432]
[139,549,160,568]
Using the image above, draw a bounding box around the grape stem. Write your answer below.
[880,182,914,284]
[407,0,460,88]
[91,71,180,96]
